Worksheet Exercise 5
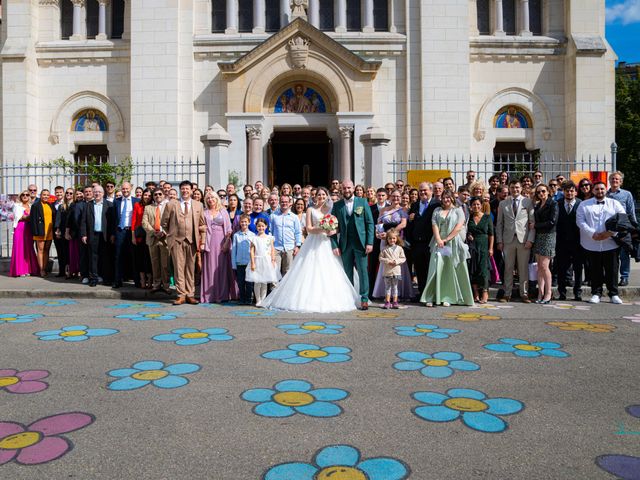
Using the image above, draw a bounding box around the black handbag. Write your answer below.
[134,225,146,240]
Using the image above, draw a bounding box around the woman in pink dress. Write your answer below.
[65,189,84,278]
[199,192,239,303]
[9,191,39,277]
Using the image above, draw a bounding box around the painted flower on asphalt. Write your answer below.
[356,311,398,318]
[596,455,640,480]
[394,324,460,339]
[106,302,165,309]
[26,300,77,307]
[35,325,118,342]
[277,322,344,335]
[623,313,640,324]
[0,370,49,394]
[543,303,590,311]
[114,311,182,321]
[107,361,200,391]
[263,444,409,480]
[483,338,570,358]
[469,303,513,310]
[0,412,94,465]
[443,313,501,322]
[234,309,275,317]
[412,388,524,433]
[262,344,351,364]
[394,351,479,379]
[241,380,348,418]
[0,314,43,325]
[152,328,233,346]
[546,321,616,333]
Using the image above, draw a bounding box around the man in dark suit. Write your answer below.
[368,188,388,297]
[111,182,140,288]
[80,185,114,287]
[556,181,583,301]
[76,186,93,283]
[406,182,440,299]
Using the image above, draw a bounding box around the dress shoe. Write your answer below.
[360,302,369,310]
[186,297,199,305]
[499,297,510,303]
[164,288,172,295]
[149,287,161,294]
[619,278,629,287]
[56,273,65,278]
[574,295,583,302]
[558,293,567,301]
[521,296,532,304]
[173,296,186,306]
[89,280,97,287]
[112,282,122,289]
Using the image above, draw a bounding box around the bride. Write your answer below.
[258,187,360,312]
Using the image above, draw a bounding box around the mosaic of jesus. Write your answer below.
[274,84,327,113]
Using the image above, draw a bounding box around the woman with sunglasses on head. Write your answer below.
[532,184,558,304]
[9,191,40,277]
[131,188,153,288]
[30,189,55,277]
[64,189,84,279]
[577,179,593,201]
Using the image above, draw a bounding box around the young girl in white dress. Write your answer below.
[246,218,279,304]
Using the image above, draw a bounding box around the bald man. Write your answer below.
[112,182,140,288]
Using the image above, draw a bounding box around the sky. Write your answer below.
[606,0,640,63]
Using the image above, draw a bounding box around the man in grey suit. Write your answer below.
[496,180,535,303]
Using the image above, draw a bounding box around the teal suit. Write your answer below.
[331,197,375,302]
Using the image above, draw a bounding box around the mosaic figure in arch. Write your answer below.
[274,84,326,113]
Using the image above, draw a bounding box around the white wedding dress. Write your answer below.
[258,208,360,312]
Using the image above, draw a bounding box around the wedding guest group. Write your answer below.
[9,170,636,310]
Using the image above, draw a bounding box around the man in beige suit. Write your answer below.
[496,180,535,303]
[161,180,204,305]
[142,189,170,294]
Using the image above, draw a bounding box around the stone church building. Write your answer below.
[0,0,615,187]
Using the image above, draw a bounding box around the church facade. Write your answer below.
[0,0,616,187]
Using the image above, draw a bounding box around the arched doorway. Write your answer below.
[268,130,332,186]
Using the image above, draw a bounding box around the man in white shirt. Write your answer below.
[576,181,625,304]
[112,182,139,288]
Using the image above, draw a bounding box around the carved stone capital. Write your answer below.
[339,125,354,139]
[543,128,552,141]
[39,0,60,7]
[49,132,60,145]
[246,125,262,139]
[475,129,486,141]
[98,0,111,5]
[71,0,85,6]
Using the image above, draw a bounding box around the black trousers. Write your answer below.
[556,245,584,297]
[235,265,253,304]
[368,238,381,297]
[88,232,106,281]
[114,228,136,284]
[80,241,90,278]
[587,248,620,297]
[412,241,431,295]
[54,237,68,275]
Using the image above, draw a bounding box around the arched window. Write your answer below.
[238,0,253,32]
[319,0,334,31]
[346,0,361,31]
[373,0,387,31]
[265,0,279,32]
[61,0,73,39]
[502,0,516,35]
[476,0,490,35]
[111,0,125,38]
[212,0,226,32]
[529,0,542,35]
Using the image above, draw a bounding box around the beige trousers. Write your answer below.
[170,241,196,298]
[503,240,530,298]
[149,242,170,289]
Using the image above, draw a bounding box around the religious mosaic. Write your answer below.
[274,84,326,113]
[71,109,108,132]
[494,105,531,128]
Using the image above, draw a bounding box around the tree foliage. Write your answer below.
[616,75,640,196]
[27,156,134,189]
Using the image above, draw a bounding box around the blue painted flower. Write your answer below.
[107,360,200,391]
[262,344,351,364]
[199,303,222,309]
[394,324,460,339]
[241,380,347,418]
[277,322,344,335]
[106,302,166,309]
[114,311,182,321]
[412,388,524,433]
[483,338,570,358]
[35,325,118,342]
[0,314,43,325]
[234,309,275,317]
[394,351,479,378]
[264,444,409,480]
[26,299,77,307]
[152,328,233,345]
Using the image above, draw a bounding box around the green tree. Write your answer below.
[615,75,640,197]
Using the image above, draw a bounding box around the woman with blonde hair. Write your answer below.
[9,191,39,277]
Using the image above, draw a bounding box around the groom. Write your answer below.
[331,180,375,310]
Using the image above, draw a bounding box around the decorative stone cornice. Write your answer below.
[470,36,566,59]
[39,0,60,6]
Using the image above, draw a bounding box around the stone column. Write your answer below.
[388,0,396,33]
[97,0,109,40]
[362,0,374,32]
[280,0,290,27]
[122,0,130,40]
[71,0,85,41]
[360,124,391,189]
[520,0,531,36]
[254,0,266,33]
[246,125,263,186]
[226,0,238,33]
[309,0,320,27]
[494,0,505,36]
[469,0,479,36]
[339,125,354,181]
[335,0,346,32]
[201,123,233,189]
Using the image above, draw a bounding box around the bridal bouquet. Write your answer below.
[320,214,339,235]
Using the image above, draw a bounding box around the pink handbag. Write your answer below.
[489,255,501,284]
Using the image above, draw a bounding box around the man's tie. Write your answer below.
[566,203,571,214]
[512,199,517,213]
[154,206,161,232]
[184,201,189,216]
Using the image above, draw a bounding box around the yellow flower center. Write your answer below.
[272,391,315,407]
[514,344,542,352]
[0,376,20,387]
[415,328,433,333]
[423,359,449,367]
[315,466,367,480]
[131,370,169,381]
[301,325,325,331]
[145,314,162,318]
[4,318,18,322]
[444,397,488,412]
[60,330,87,337]
[0,431,42,450]
[298,349,329,358]
[181,332,209,339]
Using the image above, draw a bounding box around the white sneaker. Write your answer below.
[97,276,103,283]
[611,295,623,304]
[81,277,89,285]
[588,295,600,304]
[442,302,451,307]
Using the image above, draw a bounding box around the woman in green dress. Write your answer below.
[420,191,474,307]
[467,197,494,304]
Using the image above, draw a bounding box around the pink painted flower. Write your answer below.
[0,412,94,465]
[0,369,49,394]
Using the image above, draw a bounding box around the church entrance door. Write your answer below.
[269,130,332,187]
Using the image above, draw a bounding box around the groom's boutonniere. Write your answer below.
[354,206,364,216]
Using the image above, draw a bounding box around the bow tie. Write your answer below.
[597,201,605,204]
